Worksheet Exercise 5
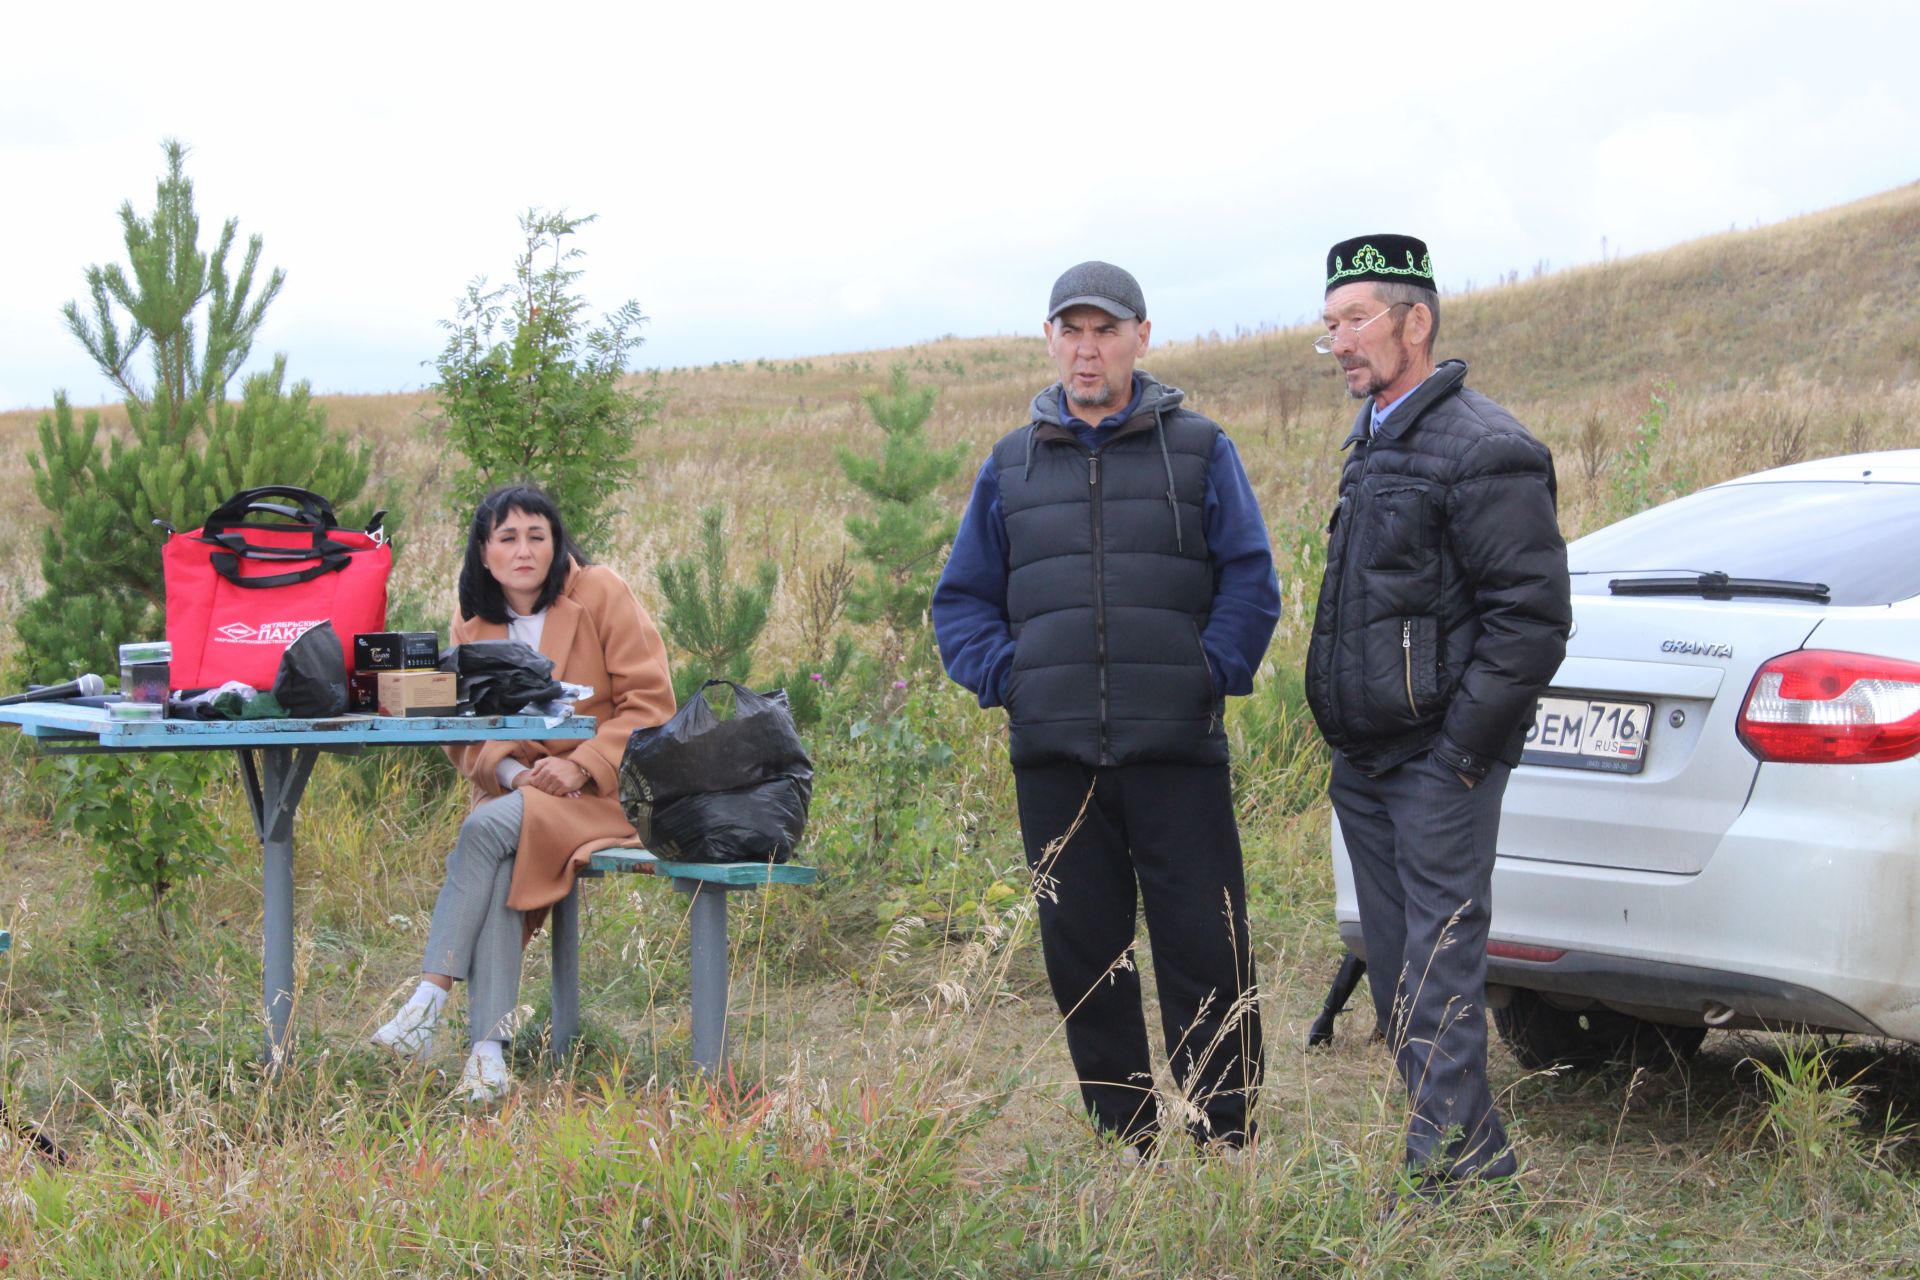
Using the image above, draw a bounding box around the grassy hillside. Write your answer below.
[4,184,1920,1275]
[5,180,1919,648]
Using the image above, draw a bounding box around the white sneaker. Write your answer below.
[371,1000,439,1062]
[454,1048,513,1104]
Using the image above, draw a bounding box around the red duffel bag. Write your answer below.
[163,486,392,690]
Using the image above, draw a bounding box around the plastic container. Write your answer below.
[117,641,172,713]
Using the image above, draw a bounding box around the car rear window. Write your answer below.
[1569,481,1920,606]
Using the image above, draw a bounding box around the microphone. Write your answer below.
[0,673,107,707]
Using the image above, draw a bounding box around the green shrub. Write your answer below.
[1611,381,1672,519]
[654,505,778,706]
[18,139,367,915]
[48,753,233,923]
[430,209,658,547]
[837,364,968,668]
[21,140,369,684]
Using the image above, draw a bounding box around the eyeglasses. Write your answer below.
[1313,302,1409,355]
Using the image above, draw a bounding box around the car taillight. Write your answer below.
[1487,940,1566,963]
[1737,649,1920,763]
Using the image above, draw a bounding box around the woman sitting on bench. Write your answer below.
[372,483,675,1101]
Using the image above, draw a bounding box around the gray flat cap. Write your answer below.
[1047,261,1146,322]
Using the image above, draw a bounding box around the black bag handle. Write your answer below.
[195,486,386,562]
[699,679,769,702]
[209,550,350,588]
[206,528,367,561]
[203,486,339,537]
[247,501,304,520]
[696,679,787,713]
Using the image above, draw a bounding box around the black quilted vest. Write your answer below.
[990,409,1224,767]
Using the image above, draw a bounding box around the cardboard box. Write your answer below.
[376,670,460,717]
[355,631,440,672]
[348,671,380,713]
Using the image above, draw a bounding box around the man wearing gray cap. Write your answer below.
[1305,235,1570,1194]
[933,262,1280,1156]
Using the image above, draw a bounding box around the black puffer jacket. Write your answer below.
[993,379,1223,768]
[1305,360,1570,778]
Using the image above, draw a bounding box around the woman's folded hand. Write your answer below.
[522,755,592,798]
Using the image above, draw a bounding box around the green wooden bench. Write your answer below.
[549,849,818,1072]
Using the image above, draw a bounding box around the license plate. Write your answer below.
[1521,695,1651,774]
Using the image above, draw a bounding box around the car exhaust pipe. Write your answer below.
[1703,1001,1738,1026]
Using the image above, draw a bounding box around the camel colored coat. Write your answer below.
[445,561,676,942]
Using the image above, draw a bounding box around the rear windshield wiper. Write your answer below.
[1608,571,1830,603]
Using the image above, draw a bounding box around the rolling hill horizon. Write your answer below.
[5,177,1917,424]
[4,177,1918,652]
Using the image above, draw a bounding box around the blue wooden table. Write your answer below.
[0,702,594,1067]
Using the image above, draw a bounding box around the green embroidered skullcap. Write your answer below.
[1325,234,1434,293]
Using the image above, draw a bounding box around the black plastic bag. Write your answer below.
[619,681,813,863]
[652,777,811,865]
[441,640,563,714]
[271,621,348,717]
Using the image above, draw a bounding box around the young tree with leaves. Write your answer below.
[836,364,968,664]
[22,140,370,684]
[19,139,370,919]
[432,210,657,548]
[654,505,779,705]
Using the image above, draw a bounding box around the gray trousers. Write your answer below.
[422,790,526,1045]
[1330,748,1517,1182]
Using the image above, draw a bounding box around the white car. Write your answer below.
[1332,450,1920,1069]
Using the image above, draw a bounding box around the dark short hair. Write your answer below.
[1374,281,1440,351]
[457,484,591,624]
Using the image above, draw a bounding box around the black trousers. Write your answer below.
[1013,760,1262,1148]
[1330,748,1517,1181]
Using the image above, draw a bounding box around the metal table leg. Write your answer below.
[237,746,319,1069]
[550,878,583,1059]
[676,880,750,1073]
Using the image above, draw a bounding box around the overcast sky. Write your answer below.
[3,1,1915,410]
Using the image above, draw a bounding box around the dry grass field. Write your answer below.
[3,182,1920,1276]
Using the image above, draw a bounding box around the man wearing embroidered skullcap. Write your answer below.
[1304,235,1571,1196]
[932,261,1279,1159]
